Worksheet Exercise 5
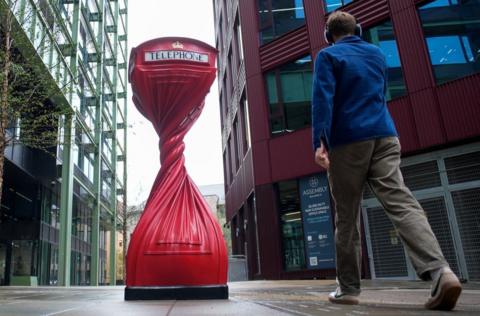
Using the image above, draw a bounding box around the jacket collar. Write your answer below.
[335,35,362,44]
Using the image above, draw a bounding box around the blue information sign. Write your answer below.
[299,174,336,269]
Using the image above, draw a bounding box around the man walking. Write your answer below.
[311,11,462,311]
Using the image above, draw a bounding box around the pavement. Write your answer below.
[0,280,479,316]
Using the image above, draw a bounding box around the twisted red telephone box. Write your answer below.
[125,37,228,300]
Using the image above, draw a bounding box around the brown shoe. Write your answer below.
[328,288,359,305]
[425,268,462,311]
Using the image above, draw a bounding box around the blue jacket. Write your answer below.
[311,36,398,151]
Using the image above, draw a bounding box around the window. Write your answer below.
[364,20,407,101]
[229,134,237,176]
[34,15,44,51]
[72,191,92,244]
[233,118,240,171]
[222,76,229,119]
[218,15,224,51]
[38,0,55,30]
[235,13,244,64]
[265,56,312,134]
[74,125,95,183]
[11,241,38,277]
[278,180,306,271]
[240,94,251,154]
[223,151,228,192]
[257,0,305,44]
[58,1,75,37]
[227,48,234,95]
[219,91,225,122]
[418,0,480,84]
[324,0,353,12]
[227,136,233,184]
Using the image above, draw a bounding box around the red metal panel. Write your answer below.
[389,0,413,14]
[225,182,240,219]
[226,187,234,220]
[387,97,420,153]
[254,184,283,279]
[252,140,272,186]
[410,89,446,147]
[245,74,270,143]
[390,2,436,93]
[231,169,244,215]
[304,0,328,54]
[259,0,390,71]
[436,74,480,142]
[259,26,310,71]
[225,149,254,222]
[243,149,255,202]
[238,0,262,78]
[269,128,322,183]
[345,0,390,27]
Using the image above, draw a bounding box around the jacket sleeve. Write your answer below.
[382,53,389,101]
[312,50,336,151]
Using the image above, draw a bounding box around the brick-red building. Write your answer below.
[213,0,480,281]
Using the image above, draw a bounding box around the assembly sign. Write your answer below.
[299,174,336,270]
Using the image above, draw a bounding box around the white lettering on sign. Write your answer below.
[145,50,209,63]
[303,185,328,196]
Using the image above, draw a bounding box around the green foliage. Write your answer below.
[6,51,70,150]
[0,0,73,154]
[0,32,72,155]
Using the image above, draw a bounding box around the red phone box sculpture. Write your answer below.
[125,37,228,300]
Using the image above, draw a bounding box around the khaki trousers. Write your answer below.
[327,137,448,295]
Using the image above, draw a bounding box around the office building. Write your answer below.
[214,0,480,281]
[0,0,128,286]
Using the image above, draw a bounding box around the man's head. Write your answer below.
[325,11,358,43]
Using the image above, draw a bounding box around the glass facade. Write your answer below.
[38,241,59,285]
[364,20,408,101]
[278,181,306,271]
[99,207,113,285]
[265,56,312,134]
[257,0,305,44]
[418,0,480,84]
[38,185,61,285]
[324,0,353,12]
[0,244,6,285]
[11,241,37,277]
[2,0,128,286]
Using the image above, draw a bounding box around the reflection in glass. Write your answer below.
[265,56,312,134]
[257,0,305,44]
[0,244,6,285]
[278,181,306,271]
[11,241,37,277]
[418,0,480,84]
[364,21,407,101]
[38,241,59,285]
[324,0,353,13]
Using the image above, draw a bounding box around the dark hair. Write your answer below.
[326,11,357,38]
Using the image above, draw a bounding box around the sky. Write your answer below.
[127,0,223,205]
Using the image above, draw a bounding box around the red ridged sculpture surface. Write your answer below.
[126,37,227,289]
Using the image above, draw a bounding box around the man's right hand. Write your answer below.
[315,141,330,169]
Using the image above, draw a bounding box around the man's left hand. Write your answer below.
[315,141,330,169]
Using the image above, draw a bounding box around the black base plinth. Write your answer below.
[124,285,229,300]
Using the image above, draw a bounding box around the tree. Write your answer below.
[0,0,72,208]
[117,200,145,281]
